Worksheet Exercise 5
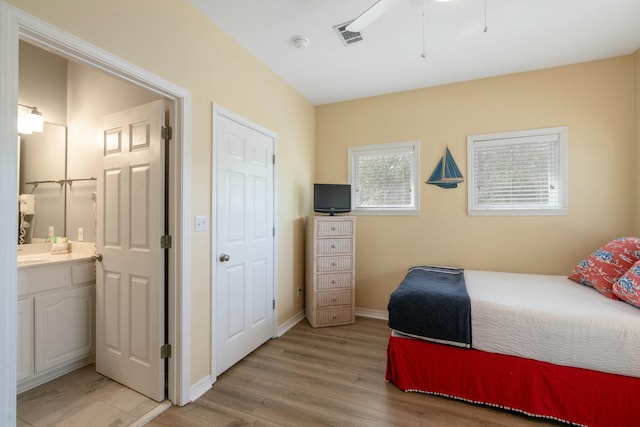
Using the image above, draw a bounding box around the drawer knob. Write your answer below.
[331,227,336,231]
[332,263,336,266]
[331,245,336,249]
[331,280,336,284]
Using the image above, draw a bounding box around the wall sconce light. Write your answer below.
[18,104,44,134]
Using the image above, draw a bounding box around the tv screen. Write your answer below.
[314,183,351,215]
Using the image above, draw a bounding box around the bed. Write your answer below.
[385,265,640,427]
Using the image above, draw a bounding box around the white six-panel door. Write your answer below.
[215,110,275,375]
[96,100,165,401]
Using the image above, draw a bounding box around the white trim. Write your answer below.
[0,5,192,423]
[189,374,213,403]
[0,2,20,423]
[211,104,279,381]
[355,307,389,320]
[277,310,305,337]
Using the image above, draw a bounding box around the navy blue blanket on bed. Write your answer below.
[387,266,471,348]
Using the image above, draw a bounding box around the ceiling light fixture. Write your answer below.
[17,103,44,135]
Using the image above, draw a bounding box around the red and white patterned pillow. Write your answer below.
[568,237,640,299]
[613,260,640,308]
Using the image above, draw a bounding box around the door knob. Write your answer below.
[92,253,103,262]
[219,253,230,262]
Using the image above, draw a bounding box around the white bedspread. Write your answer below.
[466,270,640,378]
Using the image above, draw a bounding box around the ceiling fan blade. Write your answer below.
[346,0,401,32]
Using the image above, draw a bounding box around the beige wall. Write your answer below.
[7,0,315,386]
[66,61,160,243]
[316,56,636,312]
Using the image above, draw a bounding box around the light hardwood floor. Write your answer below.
[149,317,560,426]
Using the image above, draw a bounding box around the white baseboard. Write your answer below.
[355,307,389,321]
[277,310,305,337]
[189,374,213,403]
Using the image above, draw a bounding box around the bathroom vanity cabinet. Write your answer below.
[17,257,96,392]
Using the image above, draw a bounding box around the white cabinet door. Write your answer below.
[16,298,34,382]
[34,287,95,373]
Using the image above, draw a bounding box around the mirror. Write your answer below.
[18,122,67,243]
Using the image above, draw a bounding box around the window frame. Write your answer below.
[467,126,569,216]
[348,140,420,216]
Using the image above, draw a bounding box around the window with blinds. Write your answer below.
[348,140,420,215]
[467,127,568,216]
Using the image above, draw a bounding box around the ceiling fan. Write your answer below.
[345,0,487,58]
[346,0,453,33]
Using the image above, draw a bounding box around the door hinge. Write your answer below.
[272,154,275,165]
[272,299,276,310]
[161,344,172,359]
[161,235,172,249]
[161,126,173,141]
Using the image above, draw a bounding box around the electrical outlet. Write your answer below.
[78,227,84,242]
[195,215,208,232]
[48,226,54,237]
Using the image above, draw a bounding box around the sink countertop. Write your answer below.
[17,242,96,268]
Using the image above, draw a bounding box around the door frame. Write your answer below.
[0,2,192,421]
[211,104,278,381]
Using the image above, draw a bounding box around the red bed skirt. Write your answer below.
[386,333,639,427]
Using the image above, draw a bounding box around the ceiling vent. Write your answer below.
[333,21,363,47]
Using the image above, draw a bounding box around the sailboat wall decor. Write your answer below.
[427,147,464,189]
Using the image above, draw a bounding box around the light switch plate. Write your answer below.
[195,215,208,232]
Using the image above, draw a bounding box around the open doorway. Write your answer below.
[17,36,167,405]
[0,4,191,423]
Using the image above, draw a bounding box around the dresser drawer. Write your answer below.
[317,290,353,308]
[317,220,353,237]
[317,238,353,255]
[315,308,354,326]
[317,255,353,272]
[316,273,353,290]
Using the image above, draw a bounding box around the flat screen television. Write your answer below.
[314,183,351,215]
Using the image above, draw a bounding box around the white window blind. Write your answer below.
[467,127,568,216]
[348,140,420,215]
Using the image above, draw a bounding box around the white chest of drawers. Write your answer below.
[305,216,356,327]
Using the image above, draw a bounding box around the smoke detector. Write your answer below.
[291,35,310,49]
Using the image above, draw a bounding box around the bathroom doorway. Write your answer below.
[1,4,191,421]
[17,40,168,401]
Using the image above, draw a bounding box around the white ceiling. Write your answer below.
[190,0,640,105]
